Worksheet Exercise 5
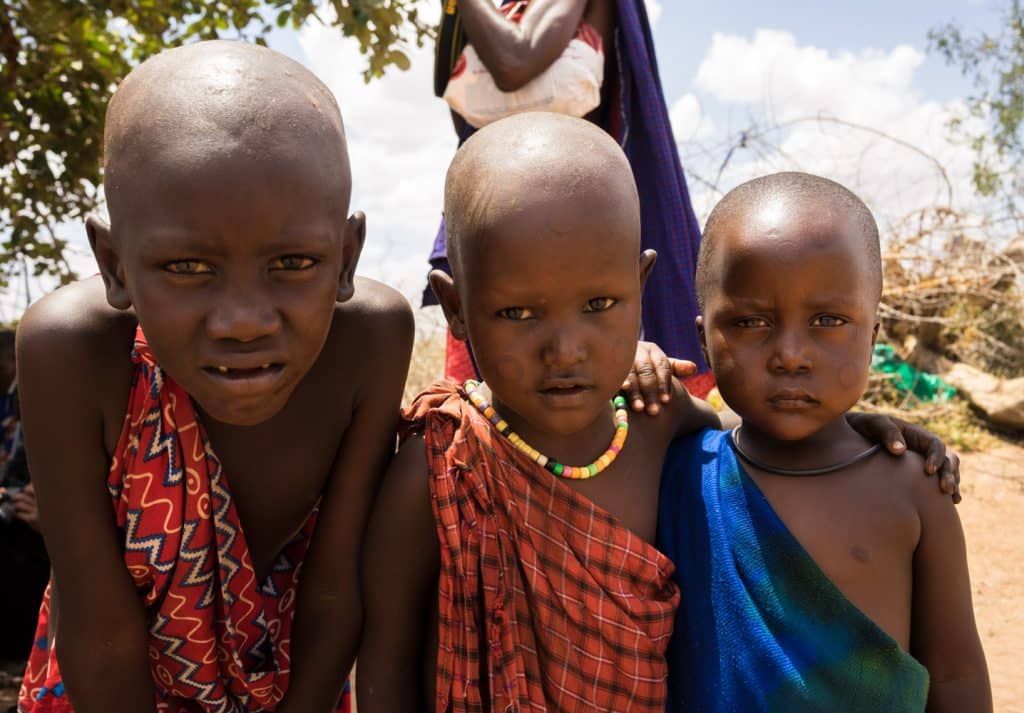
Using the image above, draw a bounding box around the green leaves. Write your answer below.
[0,0,433,289]
[930,0,1024,206]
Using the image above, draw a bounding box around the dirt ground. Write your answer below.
[957,443,1024,713]
[2,443,1020,712]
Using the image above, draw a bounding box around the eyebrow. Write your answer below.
[134,224,337,255]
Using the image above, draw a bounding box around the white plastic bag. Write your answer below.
[443,11,604,129]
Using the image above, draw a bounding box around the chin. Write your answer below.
[195,392,291,427]
[744,415,825,442]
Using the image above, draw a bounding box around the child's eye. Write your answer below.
[270,255,318,270]
[812,315,848,327]
[736,316,770,328]
[497,307,534,320]
[583,297,617,312]
[164,260,213,275]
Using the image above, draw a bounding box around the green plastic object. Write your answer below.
[870,344,956,402]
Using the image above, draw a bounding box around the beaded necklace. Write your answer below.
[463,379,628,480]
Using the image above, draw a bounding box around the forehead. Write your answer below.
[111,148,347,256]
[460,189,640,297]
[708,198,875,304]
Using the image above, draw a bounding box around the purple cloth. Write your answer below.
[426,0,706,368]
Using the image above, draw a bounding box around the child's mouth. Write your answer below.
[767,390,818,410]
[203,363,284,381]
[542,385,588,395]
[538,383,593,407]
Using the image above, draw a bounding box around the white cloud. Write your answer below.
[678,29,984,226]
[298,2,457,300]
[670,92,715,142]
[695,30,925,126]
[645,0,663,27]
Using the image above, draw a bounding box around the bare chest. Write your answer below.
[207,398,351,580]
[560,422,667,543]
[747,465,921,646]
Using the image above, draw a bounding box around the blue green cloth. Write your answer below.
[657,428,929,712]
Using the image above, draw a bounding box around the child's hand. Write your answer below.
[622,341,697,415]
[846,413,962,503]
[11,483,40,532]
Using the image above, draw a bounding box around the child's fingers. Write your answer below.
[635,361,663,414]
[850,413,907,454]
[655,356,674,402]
[921,435,946,476]
[938,452,961,502]
[621,372,645,412]
[670,359,698,379]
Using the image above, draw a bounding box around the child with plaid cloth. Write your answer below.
[356,114,953,713]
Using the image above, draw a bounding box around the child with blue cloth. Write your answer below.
[657,172,991,712]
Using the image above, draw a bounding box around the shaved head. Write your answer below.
[697,172,882,310]
[103,40,350,224]
[443,112,640,281]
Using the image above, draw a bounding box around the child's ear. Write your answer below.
[696,315,710,367]
[336,211,367,303]
[428,269,468,340]
[638,249,658,290]
[87,214,132,310]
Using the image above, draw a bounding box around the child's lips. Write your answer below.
[538,381,593,407]
[202,363,286,395]
[767,389,818,410]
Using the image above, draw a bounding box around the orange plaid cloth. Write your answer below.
[402,381,679,713]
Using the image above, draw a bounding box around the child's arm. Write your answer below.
[356,435,439,713]
[910,478,991,711]
[277,297,414,713]
[621,341,722,438]
[17,299,157,713]
[626,341,961,498]
[847,413,961,501]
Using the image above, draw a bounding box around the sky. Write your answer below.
[2,0,1007,321]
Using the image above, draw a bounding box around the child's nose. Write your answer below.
[540,326,587,369]
[206,288,282,342]
[769,329,812,374]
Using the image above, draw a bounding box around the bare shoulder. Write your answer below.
[876,447,952,509]
[321,278,413,372]
[18,276,136,422]
[652,379,721,444]
[332,277,414,340]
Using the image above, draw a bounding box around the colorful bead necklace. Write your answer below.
[463,379,629,480]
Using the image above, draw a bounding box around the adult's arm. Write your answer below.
[277,293,414,713]
[356,435,440,713]
[457,0,589,91]
[17,294,156,713]
[909,476,991,712]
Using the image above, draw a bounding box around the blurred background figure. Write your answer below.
[0,329,49,662]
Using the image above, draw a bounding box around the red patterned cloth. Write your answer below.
[444,331,476,384]
[682,371,716,400]
[402,381,679,713]
[19,327,350,713]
